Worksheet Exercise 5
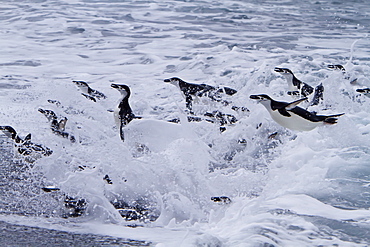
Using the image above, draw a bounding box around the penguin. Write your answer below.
[274,68,314,97]
[111,84,141,141]
[249,94,344,131]
[72,80,107,102]
[327,64,357,84]
[0,125,27,144]
[164,77,237,112]
[103,174,113,184]
[111,84,192,152]
[327,64,346,71]
[0,125,53,158]
[38,108,75,143]
[356,88,370,98]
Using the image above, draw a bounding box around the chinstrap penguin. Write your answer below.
[356,88,370,97]
[38,108,76,143]
[0,125,53,159]
[164,77,237,112]
[72,80,107,102]
[327,64,346,71]
[327,64,357,84]
[274,68,314,97]
[111,84,192,154]
[111,83,141,141]
[250,94,344,131]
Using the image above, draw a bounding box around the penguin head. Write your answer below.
[164,77,182,87]
[111,84,131,98]
[250,94,273,107]
[38,108,58,121]
[274,67,295,82]
[0,126,18,140]
[274,67,293,75]
[72,80,89,89]
[356,88,370,94]
[327,64,345,71]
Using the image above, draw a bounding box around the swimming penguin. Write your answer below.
[111,84,141,141]
[356,88,370,97]
[274,68,314,97]
[250,94,344,131]
[164,77,237,112]
[72,80,107,102]
[0,125,53,159]
[327,64,357,84]
[328,64,346,71]
[38,108,75,142]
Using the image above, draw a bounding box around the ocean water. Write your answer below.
[1,0,370,246]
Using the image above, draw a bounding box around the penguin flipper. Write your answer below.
[278,108,291,117]
[286,97,308,110]
[325,113,345,118]
[119,124,125,142]
[81,93,97,102]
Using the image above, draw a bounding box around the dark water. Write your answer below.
[0,221,151,247]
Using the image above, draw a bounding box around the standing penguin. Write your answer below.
[111,84,140,141]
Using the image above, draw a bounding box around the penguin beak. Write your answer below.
[357,88,370,93]
[327,65,335,69]
[164,79,171,83]
[250,95,262,102]
[274,67,284,73]
[111,83,119,89]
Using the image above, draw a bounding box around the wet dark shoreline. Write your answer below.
[0,220,151,247]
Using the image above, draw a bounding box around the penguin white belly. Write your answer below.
[123,119,192,153]
[113,107,121,129]
[268,110,321,131]
[288,83,298,92]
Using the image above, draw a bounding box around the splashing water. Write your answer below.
[1,0,370,245]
